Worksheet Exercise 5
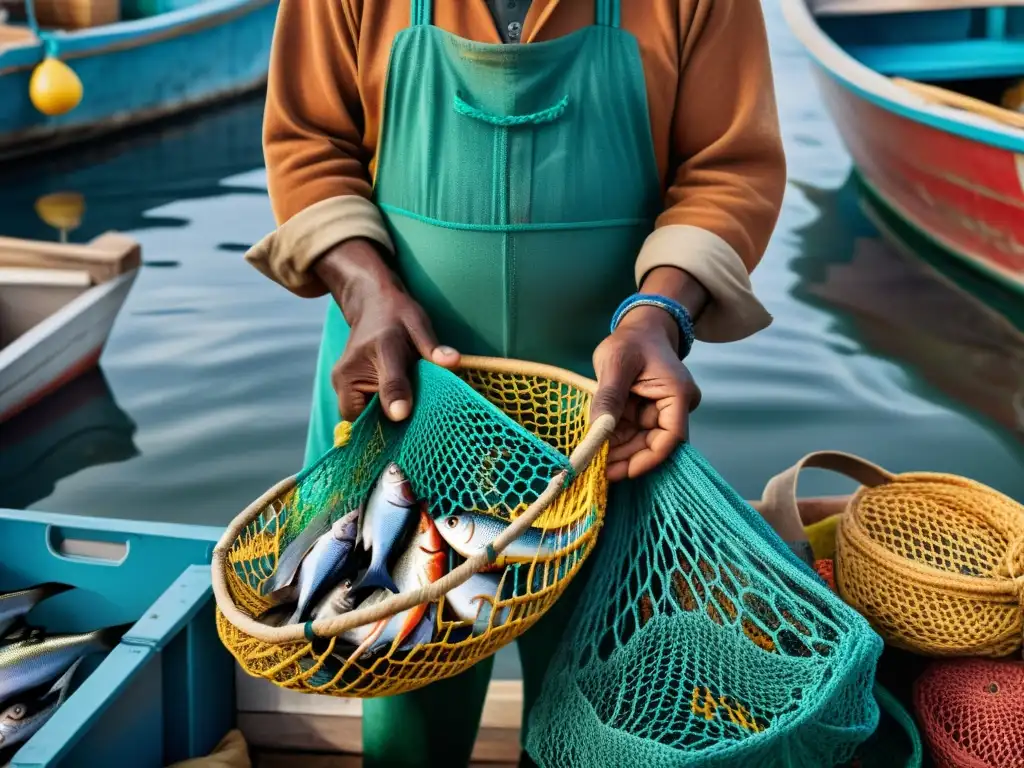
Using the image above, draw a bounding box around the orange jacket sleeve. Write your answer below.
[636,0,786,341]
[245,0,394,297]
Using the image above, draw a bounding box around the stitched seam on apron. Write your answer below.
[377,205,650,231]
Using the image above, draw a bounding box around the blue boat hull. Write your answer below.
[0,0,277,159]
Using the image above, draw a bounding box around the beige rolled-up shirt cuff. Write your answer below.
[245,196,395,297]
[635,225,773,343]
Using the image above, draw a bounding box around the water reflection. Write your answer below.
[0,370,139,510]
[0,93,268,244]
[794,175,1024,444]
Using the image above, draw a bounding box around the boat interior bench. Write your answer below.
[815,2,1024,81]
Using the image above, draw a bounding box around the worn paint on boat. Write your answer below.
[782,0,1024,293]
[0,0,277,160]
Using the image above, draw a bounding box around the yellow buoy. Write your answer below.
[29,57,83,117]
[35,192,85,242]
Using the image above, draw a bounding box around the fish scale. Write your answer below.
[0,624,129,703]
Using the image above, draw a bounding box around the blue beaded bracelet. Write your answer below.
[610,293,695,359]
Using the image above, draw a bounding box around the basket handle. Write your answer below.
[211,412,616,644]
[753,451,895,543]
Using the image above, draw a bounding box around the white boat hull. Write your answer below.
[0,270,136,423]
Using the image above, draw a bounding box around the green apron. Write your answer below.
[306,0,661,763]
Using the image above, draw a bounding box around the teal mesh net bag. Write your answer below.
[526,445,884,767]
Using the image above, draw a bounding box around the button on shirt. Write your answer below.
[486,0,531,43]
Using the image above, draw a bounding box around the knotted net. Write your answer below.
[214,359,608,697]
[915,659,1024,768]
[526,446,883,767]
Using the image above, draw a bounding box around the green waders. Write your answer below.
[305,0,662,763]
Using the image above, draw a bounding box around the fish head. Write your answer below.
[380,463,417,508]
[0,704,26,724]
[415,509,446,557]
[439,514,475,549]
[332,579,356,611]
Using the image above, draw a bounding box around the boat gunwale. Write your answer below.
[780,0,1024,154]
[0,0,275,74]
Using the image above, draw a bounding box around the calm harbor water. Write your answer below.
[2,3,1024,678]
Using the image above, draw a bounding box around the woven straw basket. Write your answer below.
[760,451,1024,658]
[213,357,613,697]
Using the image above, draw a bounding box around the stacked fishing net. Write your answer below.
[914,659,1024,768]
[214,359,608,697]
[745,451,1024,768]
[527,446,883,768]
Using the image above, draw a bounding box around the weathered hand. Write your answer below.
[591,306,702,482]
[314,238,459,423]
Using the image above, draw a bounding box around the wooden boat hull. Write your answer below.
[0,0,277,161]
[0,269,136,422]
[783,0,1024,294]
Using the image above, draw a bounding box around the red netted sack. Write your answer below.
[815,558,836,592]
[914,659,1024,768]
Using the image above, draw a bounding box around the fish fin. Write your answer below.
[93,622,135,650]
[393,604,427,648]
[345,619,388,665]
[353,563,399,595]
[398,604,437,651]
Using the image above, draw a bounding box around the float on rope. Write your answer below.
[25,1,84,117]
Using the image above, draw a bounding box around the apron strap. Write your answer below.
[411,0,431,26]
[595,0,621,28]
[413,0,620,30]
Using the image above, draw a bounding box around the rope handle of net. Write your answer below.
[211,362,615,645]
[755,451,895,541]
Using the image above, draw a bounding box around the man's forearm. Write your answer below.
[312,238,404,323]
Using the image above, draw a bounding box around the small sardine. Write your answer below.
[260,507,334,600]
[355,464,418,594]
[0,658,81,750]
[343,508,446,661]
[310,578,356,623]
[0,624,130,703]
[286,509,360,625]
[436,513,570,563]
[0,584,73,638]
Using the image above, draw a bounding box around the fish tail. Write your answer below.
[353,562,400,595]
[345,619,388,665]
[92,622,135,650]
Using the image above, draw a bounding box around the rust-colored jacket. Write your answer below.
[246,0,786,341]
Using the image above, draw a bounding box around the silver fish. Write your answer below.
[310,578,356,623]
[355,463,417,593]
[0,624,129,703]
[436,513,571,563]
[286,509,360,625]
[260,507,333,600]
[342,508,446,661]
[0,584,72,638]
[443,573,509,624]
[0,658,82,750]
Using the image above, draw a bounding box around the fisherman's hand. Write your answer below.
[314,238,460,422]
[592,308,701,481]
[591,267,708,482]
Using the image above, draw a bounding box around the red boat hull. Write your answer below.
[813,67,1024,292]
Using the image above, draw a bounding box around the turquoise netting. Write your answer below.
[527,445,884,767]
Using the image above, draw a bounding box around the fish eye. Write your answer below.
[445,517,459,528]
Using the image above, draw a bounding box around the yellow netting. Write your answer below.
[836,472,1024,658]
[215,359,607,697]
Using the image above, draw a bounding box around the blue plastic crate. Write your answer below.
[0,508,235,767]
